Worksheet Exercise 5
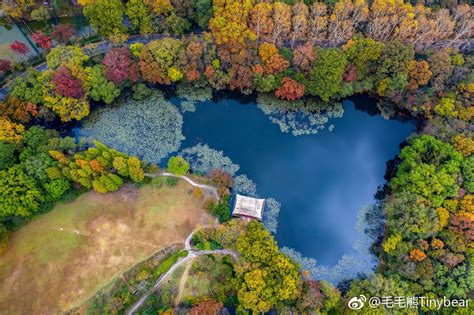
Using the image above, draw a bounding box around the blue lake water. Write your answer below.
[80,93,414,268]
[181,96,414,265]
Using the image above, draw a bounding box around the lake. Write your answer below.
[180,95,414,265]
[81,92,414,270]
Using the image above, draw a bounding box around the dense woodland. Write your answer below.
[0,0,473,314]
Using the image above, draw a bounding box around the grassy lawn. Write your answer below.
[0,180,213,315]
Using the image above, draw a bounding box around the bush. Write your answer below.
[210,195,231,223]
[166,177,178,187]
[154,250,188,278]
[152,177,165,188]
[0,224,9,256]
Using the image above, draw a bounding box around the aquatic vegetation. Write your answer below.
[233,175,257,197]
[82,92,184,163]
[176,84,213,102]
[180,143,239,175]
[179,100,196,113]
[256,94,344,136]
[263,198,280,234]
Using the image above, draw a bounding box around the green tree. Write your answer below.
[307,48,347,101]
[43,179,70,201]
[390,135,463,208]
[126,0,153,35]
[343,35,384,80]
[0,165,44,218]
[31,6,51,22]
[83,0,125,37]
[10,70,43,104]
[462,156,473,193]
[46,45,89,69]
[193,0,213,29]
[0,142,16,170]
[88,65,121,104]
[167,156,189,176]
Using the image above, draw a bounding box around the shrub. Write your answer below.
[166,177,178,187]
[210,195,231,223]
[167,156,189,176]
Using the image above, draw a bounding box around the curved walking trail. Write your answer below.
[145,172,220,202]
[127,227,237,315]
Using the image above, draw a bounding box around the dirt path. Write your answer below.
[175,259,193,306]
[127,227,237,315]
[145,172,220,202]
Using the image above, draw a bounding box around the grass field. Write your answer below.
[0,181,213,315]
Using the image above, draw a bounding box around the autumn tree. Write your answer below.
[10,41,29,56]
[51,24,75,44]
[412,6,454,51]
[258,42,289,74]
[1,0,34,19]
[290,2,309,48]
[275,77,305,101]
[0,96,38,124]
[327,0,368,47]
[0,60,11,74]
[235,221,301,313]
[0,116,25,143]
[139,38,183,85]
[103,47,139,86]
[406,60,432,90]
[272,2,291,46]
[449,4,473,48]
[51,66,84,99]
[307,2,328,45]
[249,2,273,42]
[209,0,255,51]
[189,299,223,315]
[292,43,316,75]
[366,0,415,42]
[427,49,452,92]
[32,31,51,51]
[50,141,144,193]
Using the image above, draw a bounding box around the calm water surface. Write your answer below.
[181,97,414,265]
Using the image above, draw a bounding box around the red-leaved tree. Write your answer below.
[52,24,75,44]
[51,66,84,99]
[275,77,305,100]
[0,59,12,73]
[343,64,357,82]
[32,31,52,51]
[10,41,29,56]
[103,47,139,86]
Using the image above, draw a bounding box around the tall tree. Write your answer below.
[307,48,347,101]
[83,0,125,37]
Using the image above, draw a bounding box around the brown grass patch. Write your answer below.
[0,181,213,315]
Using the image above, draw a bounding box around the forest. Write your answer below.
[0,0,472,314]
